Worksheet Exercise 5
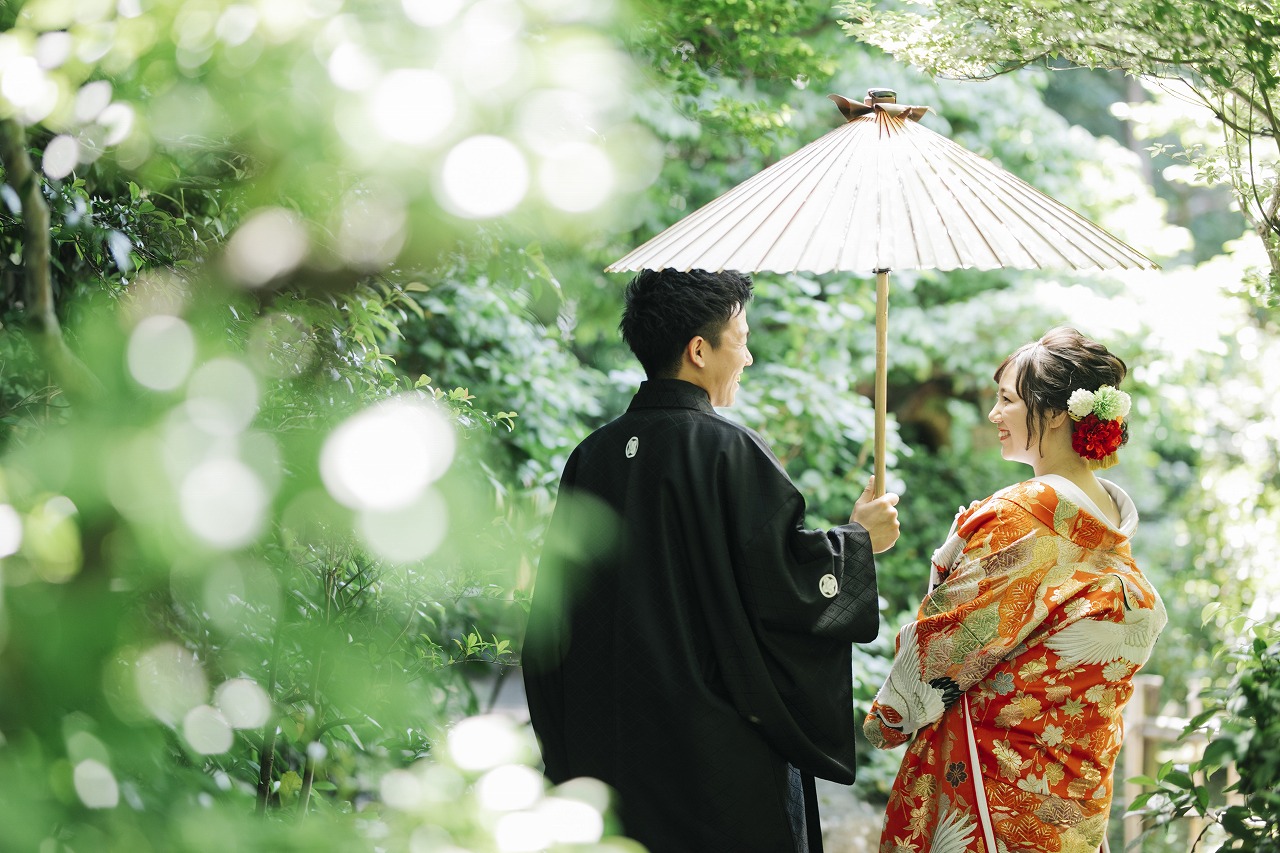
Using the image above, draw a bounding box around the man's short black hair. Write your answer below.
[619,268,754,379]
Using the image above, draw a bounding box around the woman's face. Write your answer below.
[988,369,1037,464]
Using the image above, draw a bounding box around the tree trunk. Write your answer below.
[0,119,102,400]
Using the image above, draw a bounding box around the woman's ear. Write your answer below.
[1046,409,1070,430]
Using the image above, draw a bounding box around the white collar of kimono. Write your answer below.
[1032,474,1139,537]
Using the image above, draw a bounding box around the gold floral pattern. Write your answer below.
[865,480,1165,852]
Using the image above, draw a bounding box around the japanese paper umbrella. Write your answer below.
[606,88,1157,495]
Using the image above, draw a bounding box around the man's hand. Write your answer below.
[850,476,900,554]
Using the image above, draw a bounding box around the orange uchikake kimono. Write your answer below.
[864,475,1166,853]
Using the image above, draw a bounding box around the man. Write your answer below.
[522,268,899,852]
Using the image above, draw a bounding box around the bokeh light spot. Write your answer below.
[185,358,260,436]
[127,315,196,392]
[336,192,407,269]
[328,42,377,91]
[213,678,271,729]
[539,142,614,212]
[73,760,120,809]
[34,31,73,68]
[495,811,551,853]
[2,55,59,124]
[546,34,624,102]
[381,769,425,811]
[441,136,528,219]
[539,796,605,843]
[516,89,594,154]
[216,5,259,46]
[357,489,448,563]
[179,458,268,549]
[26,496,82,583]
[183,705,234,755]
[98,102,134,146]
[134,642,208,726]
[450,0,526,95]
[74,80,112,123]
[43,134,80,180]
[447,715,524,771]
[225,207,308,287]
[401,0,464,27]
[320,397,456,511]
[0,504,22,558]
[477,765,543,812]
[372,69,454,146]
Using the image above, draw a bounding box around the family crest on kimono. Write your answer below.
[523,268,901,853]
[864,328,1166,853]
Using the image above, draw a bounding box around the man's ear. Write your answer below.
[685,336,708,369]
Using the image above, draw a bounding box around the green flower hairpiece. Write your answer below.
[1066,385,1131,422]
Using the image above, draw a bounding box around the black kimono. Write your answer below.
[522,379,879,853]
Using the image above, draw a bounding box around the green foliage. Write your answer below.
[1128,614,1280,851]
[625,0,839,149]
[842,0,1280,292]
[0,0,1276,847]
[0,0,642,848]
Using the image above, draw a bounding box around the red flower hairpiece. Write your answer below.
[1070,413,1128,460]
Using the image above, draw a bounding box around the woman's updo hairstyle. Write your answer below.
[994,327,1128,469]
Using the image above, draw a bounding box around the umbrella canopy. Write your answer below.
[607,93,1156,275]
[606,89,1157,495]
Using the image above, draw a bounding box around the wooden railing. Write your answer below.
[1119,674,1238,848]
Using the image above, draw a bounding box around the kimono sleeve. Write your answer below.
[692,427,878,782]
[724,429,878,642]
[863,497,1051,748]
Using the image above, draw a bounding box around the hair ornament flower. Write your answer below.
[1067,385,1131,467]
[1067,385,1130,421]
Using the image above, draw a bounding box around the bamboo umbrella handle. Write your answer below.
[873,269,890,499]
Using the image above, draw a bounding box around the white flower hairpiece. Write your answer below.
[1066,385,1131,421]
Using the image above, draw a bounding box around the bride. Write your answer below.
[864,327,1166,853]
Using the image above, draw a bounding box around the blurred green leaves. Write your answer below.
[0,0,1277,849]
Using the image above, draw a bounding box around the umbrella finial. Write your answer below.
[830,91,931,124]
[829,93,873,122]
